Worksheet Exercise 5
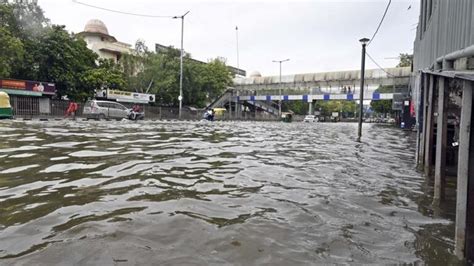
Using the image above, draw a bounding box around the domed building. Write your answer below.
[77,19,132,63]
[249,71,262,78]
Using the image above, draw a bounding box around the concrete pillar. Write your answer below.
[420,73,429,164]
[467,85,474,262]
[434,77,447,201]
[308,101,313,115]
[455,80,473,259]
[228,98,232,120]
[424,75,435,176]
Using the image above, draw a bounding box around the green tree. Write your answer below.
[0,2,21,34]
[8,0,49,39]
[82,59,126,92]
[131,46,232,107]
[282,101,308,115]
[198,59,233,105]
[32,25,97,100]
[370,85,394,115]
[138,50,180,105]
[0,2,24,77]
[1,0,232,105]
[0,27,24,77]
[121,40,152,92]
[397,53,413,67]
[313,100,357,117]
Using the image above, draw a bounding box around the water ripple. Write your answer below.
[0,120,460,265]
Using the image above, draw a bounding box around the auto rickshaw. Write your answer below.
[0,91,13,119]
[213,108,227,120]
[281,112,293,122]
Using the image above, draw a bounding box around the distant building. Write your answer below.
[77,19,133,63]
[155,43,246,77]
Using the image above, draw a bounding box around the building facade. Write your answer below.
[77,19,132,63]
[412,0,474,261]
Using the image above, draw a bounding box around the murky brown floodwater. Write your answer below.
[0,120,462,265]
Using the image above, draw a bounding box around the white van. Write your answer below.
[83,100,130,119]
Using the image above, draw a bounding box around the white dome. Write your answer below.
[84,19,109,35]
[249,71,262,78]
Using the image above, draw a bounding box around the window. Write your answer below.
[112,103,127,110]
[97,102,111,108]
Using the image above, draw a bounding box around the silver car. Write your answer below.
[303,115,317,122]
[83,100,130,119]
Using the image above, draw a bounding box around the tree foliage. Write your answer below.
[397,53,413,68]
[370,85,394,115]
[82,59,126,95]
[313,100,357,117]
[36,26,98,99]
[282,101,308,115]
[127,46,233,108]
[0,1,124,101]
[1,1,232,105]
[0,27,24,77]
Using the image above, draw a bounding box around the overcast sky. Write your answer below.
[38,0,419,76]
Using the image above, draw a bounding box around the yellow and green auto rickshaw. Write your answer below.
[0,91,13,119]
[213,108,227,120]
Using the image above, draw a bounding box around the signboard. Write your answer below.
[96,89,155,104]
[332,112,339,117]
[0,79,56,96]
[228,66,246,77]
[392,94,405,111]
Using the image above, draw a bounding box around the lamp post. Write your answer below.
[357,38,369,142]
[272,58,290,117]
[236,26,240,72]
[173,11,190,119]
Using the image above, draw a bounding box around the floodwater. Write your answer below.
[0,120,462,265]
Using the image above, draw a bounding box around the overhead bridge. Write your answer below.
[209,67,411,116]
[233,67,412,94]
[238,92,398,102]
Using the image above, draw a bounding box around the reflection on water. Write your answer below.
[0,120,461,264]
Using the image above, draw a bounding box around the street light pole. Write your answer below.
[173,11,190,119]
[236,26,240,71]
[272,59,290,117]
[358,38,369,142]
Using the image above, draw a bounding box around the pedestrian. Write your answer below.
[65,101,78,119]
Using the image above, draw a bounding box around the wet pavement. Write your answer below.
[0,120,462,265]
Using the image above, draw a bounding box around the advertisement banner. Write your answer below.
[96,89,155,103]
[0,79,56,95]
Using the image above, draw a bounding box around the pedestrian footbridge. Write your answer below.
[208,67,411,116]
[233,67,411,94]
[238,92,397,102]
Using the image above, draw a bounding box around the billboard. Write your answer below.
[96,89,155,104]
[0,79,56,96]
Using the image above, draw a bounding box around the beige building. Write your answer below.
[77,19,132,63]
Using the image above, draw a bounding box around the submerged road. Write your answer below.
[0,120,462,264]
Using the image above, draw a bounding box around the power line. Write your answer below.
[72,0,174,18]
[366,51,395,77]
[367,0,391,46]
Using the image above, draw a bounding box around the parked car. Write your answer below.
[303,115,317,122]
[83,100,130,120]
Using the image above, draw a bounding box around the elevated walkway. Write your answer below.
[233,67,411,93]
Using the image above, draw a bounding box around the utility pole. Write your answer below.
[236,26,240,72]
[173,11,190,119]
[272,59,290,117]
[358,38,369,142]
